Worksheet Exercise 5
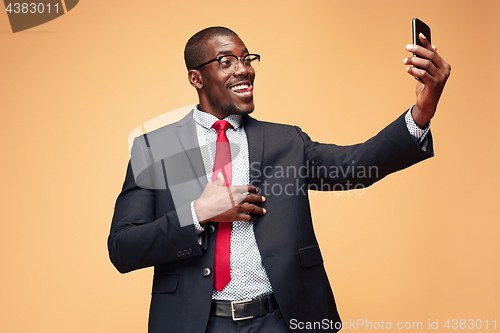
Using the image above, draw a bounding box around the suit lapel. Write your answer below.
[243,115,270,251]
[174,110,208,190]
[243,115,264,188]
[154,110,207,227]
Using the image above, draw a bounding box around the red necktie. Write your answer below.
[212,120,232,292]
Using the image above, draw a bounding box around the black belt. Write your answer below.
[210,294,279,321]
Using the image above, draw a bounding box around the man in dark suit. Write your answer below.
[108,27,451,332]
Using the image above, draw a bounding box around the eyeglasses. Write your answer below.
[194,54,260,74]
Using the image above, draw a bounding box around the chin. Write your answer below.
[238,99,255,114]
[240,104,255,115]
[222,102,254,117]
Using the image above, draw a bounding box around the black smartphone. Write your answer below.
[412,18,431,56]
[412,18,431,82]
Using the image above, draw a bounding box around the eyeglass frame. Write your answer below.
[193,54,260,74]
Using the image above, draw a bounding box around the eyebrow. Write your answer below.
[216,48,249,56]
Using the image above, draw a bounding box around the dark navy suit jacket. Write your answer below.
[108,110,433,332]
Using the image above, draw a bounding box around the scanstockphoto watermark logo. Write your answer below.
[289,318,424,330]
[3,0,79,33]
[290,318,498,330]
[249,161,378,197]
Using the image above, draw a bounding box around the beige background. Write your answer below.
[1,0,498,331]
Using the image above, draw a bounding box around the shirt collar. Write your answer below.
[193,105,242,130]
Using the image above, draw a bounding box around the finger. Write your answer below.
[231,193,265,206]
[229,184,256,193]
[406,66,431,83]
[404,48,451,82]
[234,212,254,222]
[213,172,225,186]
[228,185,260,202]
[242,193,266,204]
[238,203,267,215]
[247,185,258,194]
[406,44,445,71]
[419,32,433,51]
[406,43,434,60]
[432,44,437,52]
[403,57,438,78]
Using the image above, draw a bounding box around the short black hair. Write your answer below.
[184,27,238,70]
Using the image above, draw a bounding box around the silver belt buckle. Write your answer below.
[231,299,254,321]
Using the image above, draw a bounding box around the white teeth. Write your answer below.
[230,84,249,92]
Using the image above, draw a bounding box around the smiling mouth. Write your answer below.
[229,84,253,96]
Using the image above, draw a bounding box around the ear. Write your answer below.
[188,69,203,89]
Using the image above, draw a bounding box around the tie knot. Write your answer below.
[212,120,231,133]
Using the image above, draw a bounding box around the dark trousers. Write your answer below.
[206,309,290,333]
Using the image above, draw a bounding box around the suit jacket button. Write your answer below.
[203,268,211,277]
[182,249,188,255]
[187,248,192,254]
[208,225,216,233]
[177,251,182,257]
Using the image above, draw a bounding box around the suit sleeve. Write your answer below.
[108,138,203,274]
[297,111,434,190]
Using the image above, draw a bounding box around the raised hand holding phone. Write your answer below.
[403,18,451,128]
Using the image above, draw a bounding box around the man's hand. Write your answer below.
[404,32,451,128]
[193,173,267,225]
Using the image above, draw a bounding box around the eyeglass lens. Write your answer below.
[219,55,260,74]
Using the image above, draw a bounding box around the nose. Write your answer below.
[233,58,250,76]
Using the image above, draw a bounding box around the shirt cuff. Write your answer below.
[191,200,205,236]
[405,105,431,151]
